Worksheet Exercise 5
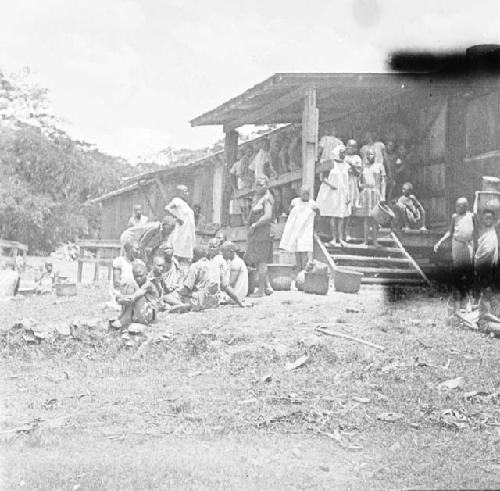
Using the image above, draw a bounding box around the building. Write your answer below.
[93,67,500,265]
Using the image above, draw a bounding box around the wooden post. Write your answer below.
[222,129,239,226]
[77,246,84,283]
[154,177,170,208]
[446,92,467,214]
[94,248,101,282]
[301,88,319,195]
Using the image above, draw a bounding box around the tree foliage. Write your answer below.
[0,69,134,253]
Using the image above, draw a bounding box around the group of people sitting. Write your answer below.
[110,185,249,329]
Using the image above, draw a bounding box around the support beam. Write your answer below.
[446,92,467,215]
[154,177,169,207]
[222,130,239,225]
[138,183,156,218]
[301,88,318,194]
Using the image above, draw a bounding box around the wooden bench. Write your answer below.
[0,239,28,262]
[76,240,121,283]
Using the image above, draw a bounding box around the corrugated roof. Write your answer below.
[190,71,499,128]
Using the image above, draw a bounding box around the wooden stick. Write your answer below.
[315,327,386,351]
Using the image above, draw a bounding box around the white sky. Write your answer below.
[1,0,499,161]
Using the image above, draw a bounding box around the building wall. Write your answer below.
[99,164,218,240]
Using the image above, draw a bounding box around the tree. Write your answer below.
[0,69,134,253]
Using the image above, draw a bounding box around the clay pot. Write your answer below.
[267,264,294,291]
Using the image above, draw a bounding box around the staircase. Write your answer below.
[319,229,430,287]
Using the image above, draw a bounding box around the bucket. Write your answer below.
[482,176,500,192]
[333,267,363,294]
[304,271,329,295]
[474,191,500,214]
[267,264,294,291]
[55,282,77,297]
[370,202,395,226]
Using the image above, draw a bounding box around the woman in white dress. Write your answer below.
[316,144,351,247]
[279,186,320,271]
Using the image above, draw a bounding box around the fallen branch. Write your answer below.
[315,327,385,351]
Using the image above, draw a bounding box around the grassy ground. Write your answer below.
[1,264,500,489]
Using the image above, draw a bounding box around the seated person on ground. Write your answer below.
[177,246,219,312]
[35,260,57,294]
[111,240,145,302]
[207,238,244,307]
[394,182,427,231]
[113,262,160,329]
[155,244,185,307]
[221,241,248,304]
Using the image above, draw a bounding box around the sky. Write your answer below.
[1,0,499,161]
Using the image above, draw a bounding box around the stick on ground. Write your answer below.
[315,327,386,351]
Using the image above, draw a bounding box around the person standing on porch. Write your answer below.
[164,185,196,275]
[279,186,320,271]
[248,138,278,183]
[360,131,389,180]
[434,197,477,311]
[318,125,343,163]
[316,144,351,247]
[127,204,149,229]
[356,148,387,247]
[344,139,362,240]
[244,177,274,297]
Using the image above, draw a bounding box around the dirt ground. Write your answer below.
[2,258,500,490]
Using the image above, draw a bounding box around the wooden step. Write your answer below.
[332,254,413,267]
[361,277,426,285]
[325,244,405,258]
[345,266,422,277]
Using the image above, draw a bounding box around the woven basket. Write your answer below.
[55,282,77,297]
[370,202,395,226]
[304,271,329,295]
[333,267,363,294]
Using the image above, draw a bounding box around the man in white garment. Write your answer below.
[164,185,196,274]
[127,204,149,229]
[249,138,277,183]
[221,241,248,303]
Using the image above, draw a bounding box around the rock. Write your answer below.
[438,377,464,390]
[128,323,145,335]
[352,397,371,404]
[319,465,330,472]
[377,412,404,422]
[286,355,309,371]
